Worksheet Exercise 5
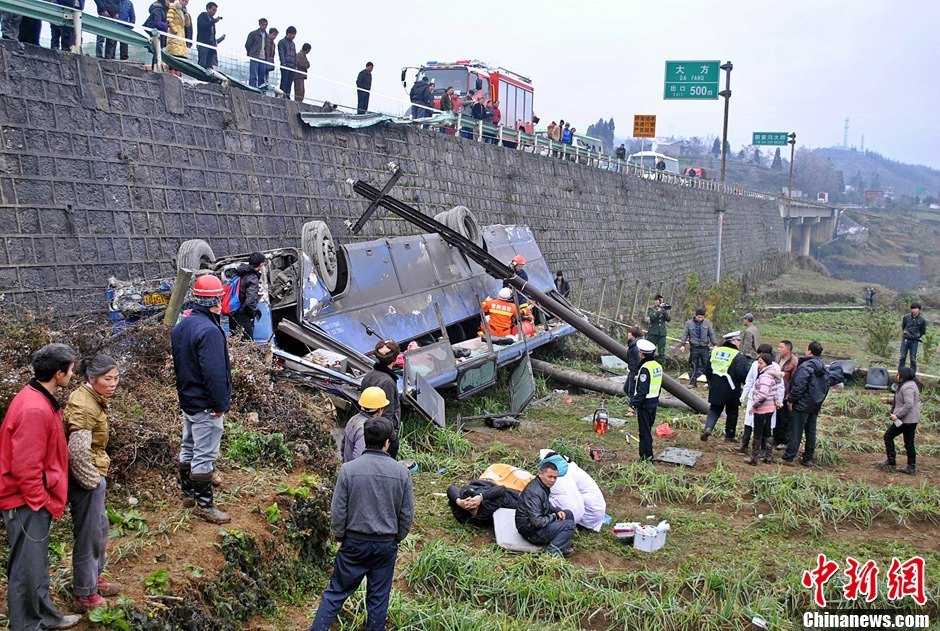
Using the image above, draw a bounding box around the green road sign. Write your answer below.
[752,132,789,146]
[664,61,720,99]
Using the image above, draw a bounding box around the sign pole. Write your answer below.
[786,132,797,252]
[715,61,733,283]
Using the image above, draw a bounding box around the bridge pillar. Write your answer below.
[799,223,812,257]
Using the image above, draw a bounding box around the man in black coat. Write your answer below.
[701,331,750,442]
[196,1,224,69]
[229,252,264,342]
[410,77,430,118]
[446,480,519,527]
[899,303,927,374]
[782,341,830,466]
[94,0,121,59]
[355,62,373,114]
[515,460,575,556]
[360,339,402,458]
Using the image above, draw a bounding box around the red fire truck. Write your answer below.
[401,60,535,133]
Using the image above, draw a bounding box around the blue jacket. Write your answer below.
[171,305,232,415]
[120,0,135,23]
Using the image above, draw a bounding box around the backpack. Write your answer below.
[220,275,242,315]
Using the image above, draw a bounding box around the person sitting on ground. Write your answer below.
[537,451,607,532]
[446,479,520,528]
[341,387,389,463]
[515,459,575,557]
[879,367,920,475]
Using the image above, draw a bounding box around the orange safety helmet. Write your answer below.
[193,274,225,297]
[511,255,526,266]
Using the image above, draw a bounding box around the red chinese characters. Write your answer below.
[802,554,840,607]
[843,557,879,602]
[802,555,927,608]
[886,556,926,606]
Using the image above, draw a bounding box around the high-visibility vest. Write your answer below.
[710,346,739,377]
[642,360,663,398]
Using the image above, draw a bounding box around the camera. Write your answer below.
[661,303,672,310]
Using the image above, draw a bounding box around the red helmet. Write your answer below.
[511,255,526,266]
[193,275,224,297]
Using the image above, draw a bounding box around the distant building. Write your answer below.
[864,190,886,208]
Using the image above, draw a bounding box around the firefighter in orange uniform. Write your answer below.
[481,287,532,338]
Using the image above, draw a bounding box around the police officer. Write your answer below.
[700,331,751,442]
[630,339,662,462]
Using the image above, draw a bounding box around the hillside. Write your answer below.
[816,148,940,199]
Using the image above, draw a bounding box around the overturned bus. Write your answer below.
[112,211,579,425]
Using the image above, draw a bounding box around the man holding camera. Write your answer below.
[647,294,671,362]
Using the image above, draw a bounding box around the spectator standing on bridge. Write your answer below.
[50,0,82,51]
[439,86,454,132]
[165,0,192,60]
[410,76,430,118]
[899,303,926,374]
[117,0,136,60]
[263,27,278,84]
[94,0,121,59]
[64,354,124,612]
[143,0,169,54]
[361,340,402,459]
[196,2,223,69]
[561,122,573,145]
[615,143,626,160]
[646,294,671,362]
[0,344,82,631]
[701,331,749,442]
[355,61,373,113]
[740,312,760,360]
[311,418,413,631]
[277,26,297,98]
[781,341,829,466]
[679,308,717,389]
[293,43,310,102]
[879,367,920,475]
[172,275,232,524]
[244,18,268,87]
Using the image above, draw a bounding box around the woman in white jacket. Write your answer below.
[738,344,784,457]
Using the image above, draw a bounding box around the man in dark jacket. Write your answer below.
[782,341,829,466]
[647,294,671,361]
[144,0,169,51]
[701,331,750,442]
[311,418,413,631]
[229,252,263,341]
[410,77,430,118]
[679,308,717,389]
[94,0,121,59]
[196,1,223,69]
[622,327,643,400]
[171,274,232,524]
[244,17,268,87]
[630,339,663,462]
[277,25,297,98]
[360,339,401,458]
[899,303,927,374]
[355,61,373,114]
[447,480,520,527]
[515,460,575,557]
[554,270,570,298]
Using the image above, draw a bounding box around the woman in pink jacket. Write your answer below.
[747,353,780,465]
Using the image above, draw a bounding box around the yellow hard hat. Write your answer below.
[359,386,390,409]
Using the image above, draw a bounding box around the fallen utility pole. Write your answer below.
[530,359,691,410]
[351,172,710,415]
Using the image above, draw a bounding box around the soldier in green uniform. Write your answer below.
[647,294,671,362]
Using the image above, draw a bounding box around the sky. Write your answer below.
[201,0,940,169]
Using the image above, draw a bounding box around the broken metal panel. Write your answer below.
[404,372,446,428]
[403,340,458,390]
[654,447,704,467]
[508,354,537,415]
[455,355,498,399]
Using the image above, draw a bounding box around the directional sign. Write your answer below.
[633,115,657,138]
[664,61,720,100]
[752,132,789,146]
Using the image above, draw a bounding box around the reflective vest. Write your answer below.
[642,360,663,398]
[710,346,739,377]
[481,298,518,337]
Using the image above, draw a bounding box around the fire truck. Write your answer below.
[401,60,535,133]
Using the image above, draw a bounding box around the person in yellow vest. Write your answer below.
[480,287,530,338]
[629,339,662,462]
[700,331,751,442]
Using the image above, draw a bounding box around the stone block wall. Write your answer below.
[0,42,786,315]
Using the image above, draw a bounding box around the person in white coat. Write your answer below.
[737,344,784,457]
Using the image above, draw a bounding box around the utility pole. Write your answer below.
[785,132,796,252]
[715,61,733,283]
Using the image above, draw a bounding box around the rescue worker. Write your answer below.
[700,331,750,442]
[361,339,402,459]
[341,387,389,463]
[629,339,662,462]
[647,294,671,362]
[229,252,264,341]
[481,287,529,338]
